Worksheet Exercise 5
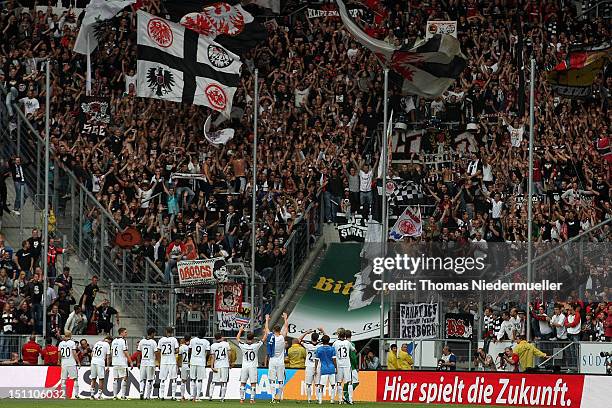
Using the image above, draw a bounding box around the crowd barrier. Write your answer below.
[0,366,610,407]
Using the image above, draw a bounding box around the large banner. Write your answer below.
[215,282,243,312]
[445,313,474,340]
[79,96,112,137]
[288,243,388,341]
[399,303,439,339]
[426,20,457,39]
[306,4,366,19]
[579,342,611,374]
[177,258,227,286]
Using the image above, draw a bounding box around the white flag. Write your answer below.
[389,206,422,241]
[204,115,235,145]
[73,0,136,55]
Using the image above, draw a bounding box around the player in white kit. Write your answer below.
[236,325,263,403]
[209,333,231,402]
[89,336,111,399]
[158,326,180,400]
[299,328,325,403]
[189,330,211,401]
[263,312,288,403]
[111,327,133,399]
[333,329,355,404]
[137,328,157,400]
[178,336,191,400]
[58,330,81,399]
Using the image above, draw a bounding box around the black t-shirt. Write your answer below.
[566,220,580,238]
[80,283,99,307]
[97,306,118,325]
[15,309,32,334]
[27,281,43,304]
[15,249,32,271]
[28,237,42,257]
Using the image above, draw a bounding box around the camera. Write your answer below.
[436,360,444,370]
[600,352,611,358]
[474,352,481,358]
[498,352,506,357]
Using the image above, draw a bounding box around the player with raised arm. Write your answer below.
[178,335,191,400]
[314,335,337,405]
[59,330,81,399]
[137,328,157,400]
[237,325,263,404]
[264,313,288,403]
[209,332,231,401]
[333,329,355,404]
[299,327,325,403]
[343,330,359,404]
[158,326,180,400]
[90,336,111,400]
[111,327,133,400]
[190,330,211,401]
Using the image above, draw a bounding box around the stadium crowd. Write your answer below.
[0,0,610,345]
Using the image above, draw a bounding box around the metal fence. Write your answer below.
[379,338,473,371]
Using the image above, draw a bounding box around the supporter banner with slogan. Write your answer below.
[136,11,241,116]
[306,4,366,19]
[79,96,112,137]
[547,43,611,98]
[177,257,227,286]
[215,282,243,312]
[288,243,388,341]
[218,303,261,331]
[336,217,368,242]
[444,313,474,340]
[399,303,438,339]
[426,21,458,39]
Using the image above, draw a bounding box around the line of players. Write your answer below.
[57,312,359,404]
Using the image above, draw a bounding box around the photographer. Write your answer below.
[364,349,380,370]
[499,347,520,372]
[473,348,496,371]
[438,346,457,371]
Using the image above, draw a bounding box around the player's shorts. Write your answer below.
[351,369,359,384]
[305,366,320,385]
[159,364,178,380]
[113,366,127,379]
[190,365,206,381]
[212,367,229,383]
[268,361,285,382]
[180,366,190,381]
[141,366,155,380]
[61,365,78,380]
[336,366,352,383]
[318,373,336,386]
[239,367,258,384]
[90,363,105,380]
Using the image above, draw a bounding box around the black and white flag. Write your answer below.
[137,11,241,116]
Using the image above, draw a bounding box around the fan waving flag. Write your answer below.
[137,10,241,116]
[204,115,235,145]
[163,0,268,57]
[74,0,136,55]
[389,206,422,241]
[335,0,466,98]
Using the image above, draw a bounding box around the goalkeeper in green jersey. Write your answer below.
[343,330,359,403]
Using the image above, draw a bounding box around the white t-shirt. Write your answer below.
[210,341,231,368]
[189,337,211,366]
[268,334,286,364]
[489,199,503,218]
[507,124,524,147]
[138,338,158,367]
[239,341,262,369]
[550,313,567,339]
[125,74,137,94]
[179,344,190,368]
[111,338,129,367]
[358,170,373,192]
[333,339,354,368]
[91,340,110,366]
[303,342,320,368]
[20,97,40,115]
[59,339,77,367]
[158,336,179,365]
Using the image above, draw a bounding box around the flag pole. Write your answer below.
[379,67,389,359]
[526,58,535,340]
[42,60,50,340]
[86,34,91,96]
[250,69,259,330]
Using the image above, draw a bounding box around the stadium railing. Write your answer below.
[381,338,474,371]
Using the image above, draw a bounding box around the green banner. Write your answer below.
[288,243,388,340]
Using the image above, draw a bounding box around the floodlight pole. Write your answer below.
[526,58,535,341]
[250,69,259,330]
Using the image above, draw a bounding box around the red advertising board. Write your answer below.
[377,371,585,407]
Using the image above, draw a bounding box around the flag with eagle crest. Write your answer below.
[137,10,241,116]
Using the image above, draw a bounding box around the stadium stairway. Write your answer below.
[1,181,145,337]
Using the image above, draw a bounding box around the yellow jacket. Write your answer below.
[286,344,306,368]
[514,340,546,371]
[397,350,414,370]
[387,350,399,370]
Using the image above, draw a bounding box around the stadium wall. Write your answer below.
[0,367,610,407]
